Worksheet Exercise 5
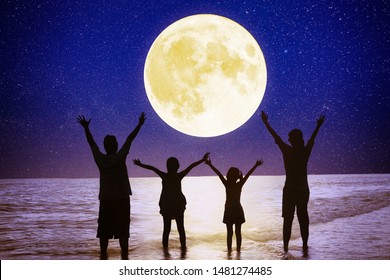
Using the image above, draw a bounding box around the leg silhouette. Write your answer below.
[297,207,309,250]
[175,214,186,249]
[100,238,109,256]
[119,238,129,259]
[283,218,294,252]
[226,224,233,252]
[235,223,242,252]
[162,216,172,248]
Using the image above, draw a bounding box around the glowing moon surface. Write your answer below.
[144,14,267,137]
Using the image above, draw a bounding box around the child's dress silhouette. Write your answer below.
[223,180,245,224]
[159,173,187,218]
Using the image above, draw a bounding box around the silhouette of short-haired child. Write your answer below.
[133,153,209,250]
[205,158,263,252]
[261,111,325,253]
[77,113,145,259]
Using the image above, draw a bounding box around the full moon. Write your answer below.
[144,14,267,137]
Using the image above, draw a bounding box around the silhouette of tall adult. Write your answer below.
[77,112,145,259]
[261,111,325,253]
[133,153,209,251]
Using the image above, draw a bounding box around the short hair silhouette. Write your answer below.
[166,157,180,173]
[104,135,118,154]
[288,129,304,147]
[77,113,145,260]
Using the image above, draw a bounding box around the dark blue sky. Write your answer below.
[1,0,389,178]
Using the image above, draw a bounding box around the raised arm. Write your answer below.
[133,159,165,178]
[204,158,227,184]
[120,112,146,154]
[307,115,325,148]
[261,111,280,140]
[77,115,99,153]
[180,152,209,177]
[241,159,263,185]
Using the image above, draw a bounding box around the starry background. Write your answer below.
[1,0,389,179]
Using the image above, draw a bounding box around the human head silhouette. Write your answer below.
[167,157,180,173]
[104,135,118,154]
[288,129,304,148]
[226,167,241,183]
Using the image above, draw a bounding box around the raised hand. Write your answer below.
[77,115,91,128]
[255,159,264,167]
[202,152,210,162]
[261,111,268,123]
[317,115,325,127]
[138,112,146,126]
[133,159,142,166]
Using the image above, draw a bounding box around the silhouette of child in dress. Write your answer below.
[133,152,209,250]
[205,157,263,252]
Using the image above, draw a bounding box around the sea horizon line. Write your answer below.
[1,173,390,180]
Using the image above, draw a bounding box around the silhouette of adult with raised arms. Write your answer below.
[205,157,263,253]
[133,152,209,251]
[261,111,325,253]
[77,112,145,259]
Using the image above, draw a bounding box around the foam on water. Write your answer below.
[0,174,389,260]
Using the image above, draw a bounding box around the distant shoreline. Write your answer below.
[1,173,390,180]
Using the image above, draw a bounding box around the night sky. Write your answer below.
[1,0,389,179]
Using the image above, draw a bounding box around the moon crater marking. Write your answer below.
[144,14,267,137]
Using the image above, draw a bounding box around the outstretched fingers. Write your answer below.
[139,112,146,124]
[317,115,326,126]
[76,115,83,123]
[256,159,264,166]
[76,115,91,127]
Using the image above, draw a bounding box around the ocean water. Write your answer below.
[0,174,389,260]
